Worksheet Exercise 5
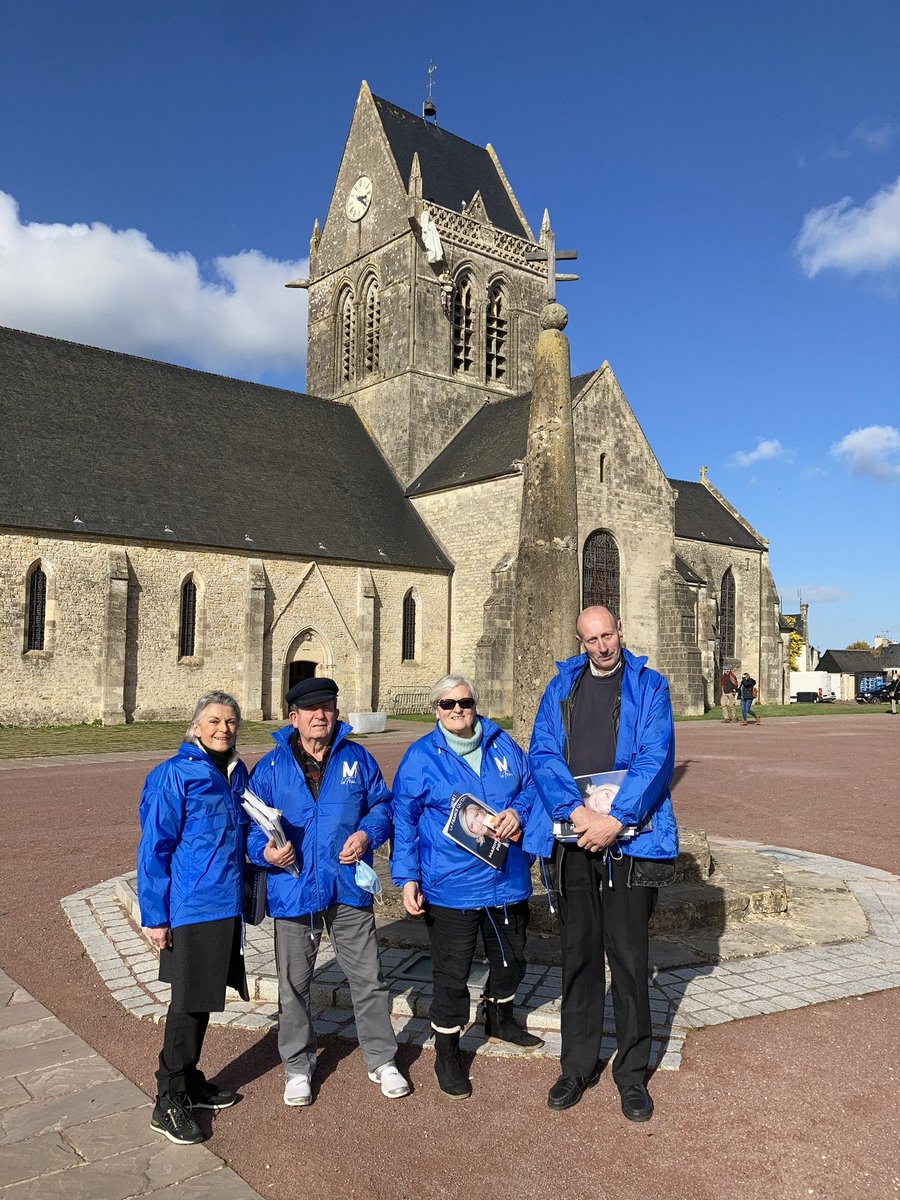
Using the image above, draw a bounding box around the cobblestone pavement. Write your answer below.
[0,968,263,1199]
[61,840,900,1079]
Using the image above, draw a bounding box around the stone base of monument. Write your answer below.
[369,828,870,971]
[347,711,387,734]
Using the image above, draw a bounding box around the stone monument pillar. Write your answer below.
[512,215,580,743]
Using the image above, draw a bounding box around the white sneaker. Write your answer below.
[367,1061,410,1098]
[283,1075,312,1106]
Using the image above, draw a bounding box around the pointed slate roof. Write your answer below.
[675,555,705,585]
[670,480,765,551]
[372,94,529,239]
[816,649,882,675]
[0,326,450,570]
[407,375,596,496]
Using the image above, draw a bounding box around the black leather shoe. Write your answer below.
[619,1083,654,1122]
[547,1071,600,1110]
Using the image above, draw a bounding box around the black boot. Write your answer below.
[433,1031,471,1099]
[483,998,544,1049]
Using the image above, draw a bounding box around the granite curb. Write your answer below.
[61,840,900,1076]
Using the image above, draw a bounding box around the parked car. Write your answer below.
[856,684,891,704]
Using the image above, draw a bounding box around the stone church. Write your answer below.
[0,81,784,727]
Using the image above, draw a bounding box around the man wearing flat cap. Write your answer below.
[246,677,409,1105]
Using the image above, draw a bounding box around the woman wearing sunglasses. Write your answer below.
[391,674,543,1099]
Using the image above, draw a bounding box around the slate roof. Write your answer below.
[372,95,530,239]
[875,643,900,669]
[670,480,765,551]
[407,375,596,497]
[675,556,705,585]
[815,649,882,675]
[0,327,450,570]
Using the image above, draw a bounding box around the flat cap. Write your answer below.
[285,677,339,709]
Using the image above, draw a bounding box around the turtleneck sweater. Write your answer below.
[439,718,484,776]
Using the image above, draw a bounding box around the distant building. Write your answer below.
[815,649,884,700]
[0,82,786,726]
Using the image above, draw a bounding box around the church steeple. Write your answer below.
[304,82,547,485]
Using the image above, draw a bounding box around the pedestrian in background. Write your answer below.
[719,665,739,723]
[738,672,761,725]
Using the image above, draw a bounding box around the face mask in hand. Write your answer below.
[354,858,382,897]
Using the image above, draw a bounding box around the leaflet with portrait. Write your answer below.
[442,792,512,870]
[552,769,652,843]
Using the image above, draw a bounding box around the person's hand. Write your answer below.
[263,837,296,869]
[402,881,425,916]
[339,830,370,864]
[571,806,623,852]
[490,808,521,840]
[145,926,171,950]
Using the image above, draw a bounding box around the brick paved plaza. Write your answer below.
[1,713,898,1199]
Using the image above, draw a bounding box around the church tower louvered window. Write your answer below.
[363,279,380,375]
[451,276,474,375]
[485,284,508,382]
[582,531,620,616]
[338,287,356,385]
[179,577,197,659]
[26,564,47,651]
[719,569,735,661]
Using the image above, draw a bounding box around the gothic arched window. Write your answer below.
[582,530,620,616]
[451,275,474,375]
[179,576,197,659]
[362,278,380,375]
[485,283,507,382]
[337,286,355,385]
[720,569,735,661]
[401,590,417,661]
[25,564,47,651]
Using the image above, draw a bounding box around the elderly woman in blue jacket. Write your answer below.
[391,674,543,1100]
[138,691,249,1147]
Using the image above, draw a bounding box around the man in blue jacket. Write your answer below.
[527,606,678,1122]
[247,677,409,1106]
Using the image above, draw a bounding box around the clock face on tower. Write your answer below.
[345,175,373,221]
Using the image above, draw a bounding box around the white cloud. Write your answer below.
[850,119,897,152]
[801,586,848,604]
[795,176,900,277]
[0,191,307,379]
[729,438,792,468]
[830,424,900,483]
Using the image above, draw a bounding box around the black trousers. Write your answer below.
[557,847,657,1089]
[425,900,530,1032]
[156,1010,210,1098]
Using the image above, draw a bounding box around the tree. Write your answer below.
[846,640,872,650]
[783,615,803,670]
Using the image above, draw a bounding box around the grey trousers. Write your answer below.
[274,904,397,1078]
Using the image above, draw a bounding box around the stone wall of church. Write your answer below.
[573,365,677,669]
[675,538,784,705]
[411,475,522,714]
[0,530,448,726]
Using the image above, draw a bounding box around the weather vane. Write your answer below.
[423,60,438,123]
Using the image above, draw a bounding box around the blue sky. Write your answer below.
[2,1,898,653]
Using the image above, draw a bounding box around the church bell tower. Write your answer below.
[305,81,547,486]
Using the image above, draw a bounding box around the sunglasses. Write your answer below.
[436,697,476,711]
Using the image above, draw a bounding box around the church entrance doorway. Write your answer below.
[281,627,333,717]
[288,660,317,692]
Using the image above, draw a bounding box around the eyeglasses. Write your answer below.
[436,697,476,711]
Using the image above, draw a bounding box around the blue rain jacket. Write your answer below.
[525,647,678,861]
[391,716,537,909]
[137,742,249,930]
[246,722,391,916]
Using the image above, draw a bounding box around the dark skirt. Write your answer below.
[159,916,249,1011]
